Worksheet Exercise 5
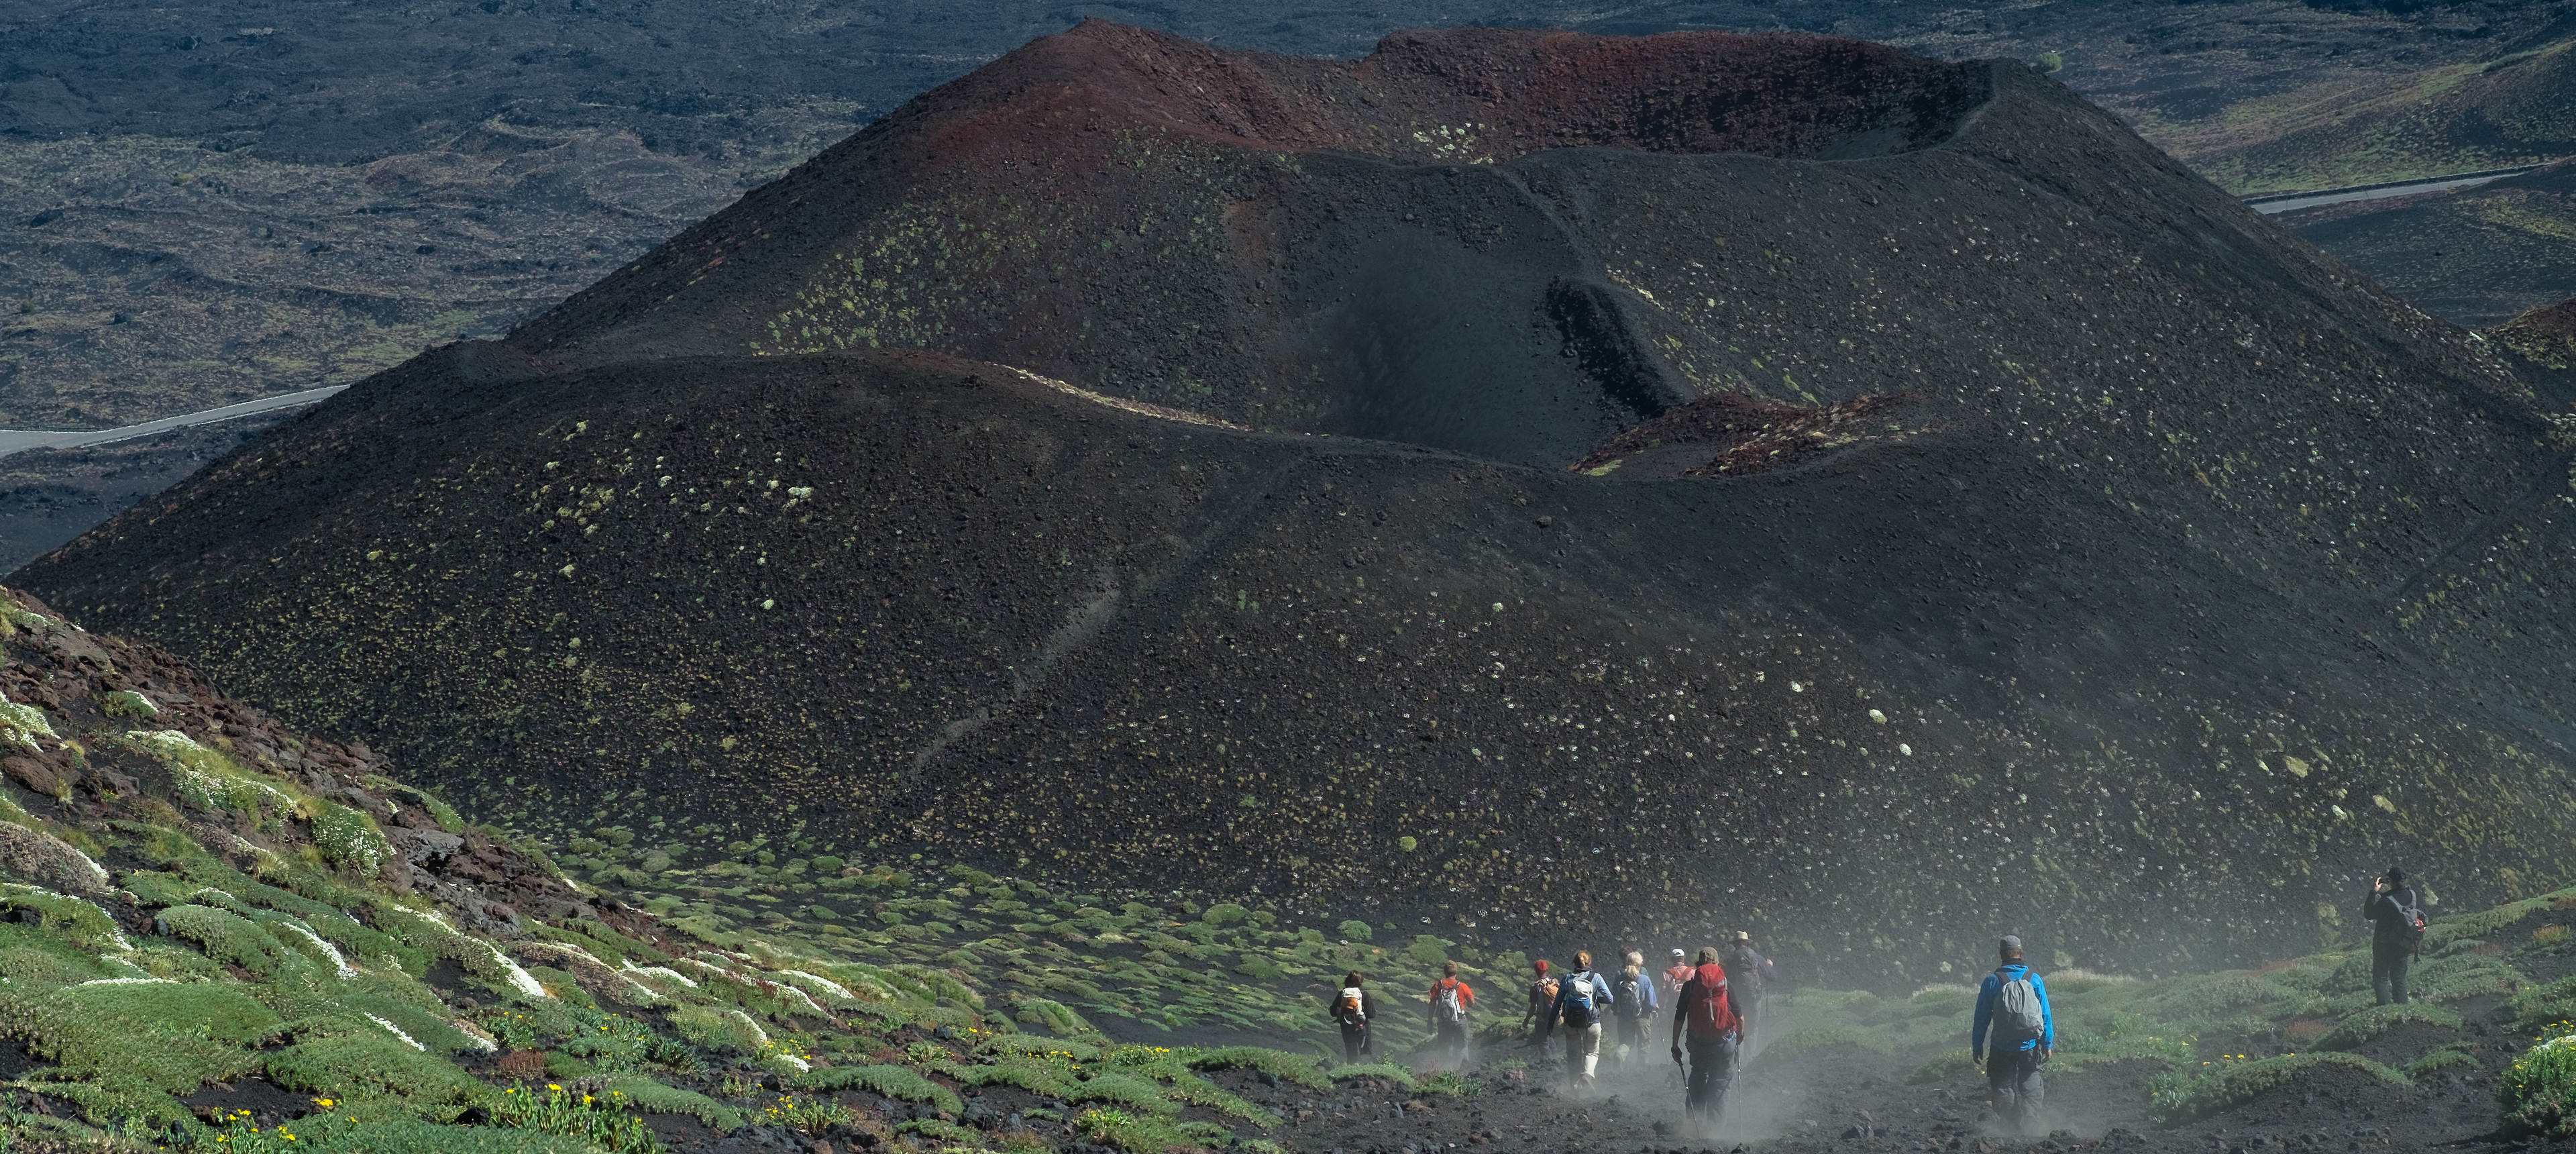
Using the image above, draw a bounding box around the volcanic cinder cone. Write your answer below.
[23,21,2576,981]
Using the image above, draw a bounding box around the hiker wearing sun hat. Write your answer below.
[1717,931,1775,1043]
[1971,935,2054,1135]
[1662,948,1694,999]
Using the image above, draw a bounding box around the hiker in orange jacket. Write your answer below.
[1426,961,1476,1069]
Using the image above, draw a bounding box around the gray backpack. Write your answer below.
[1993,971,2045,1042]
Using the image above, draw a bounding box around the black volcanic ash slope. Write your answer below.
[19,23,2576,983]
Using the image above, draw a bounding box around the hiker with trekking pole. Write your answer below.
[1970,936,2054,1136]
[1668,947,1741,1137]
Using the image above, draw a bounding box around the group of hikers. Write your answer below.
[1322,866,2428,1138]
[1328,931,1779,1134]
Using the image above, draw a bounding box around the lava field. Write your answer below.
[21,23,2576,984]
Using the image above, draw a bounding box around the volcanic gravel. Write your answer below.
[20,25,2576,985]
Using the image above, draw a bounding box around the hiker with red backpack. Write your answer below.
[1667,947,1740,1135]
[1427,961,1477,1069]
[1328,971,1376,1065]
[1551,951,1615,1088]
[1521,959,1561,1063]
[2363,867,2426,1005]
[1970,936,2055,1135]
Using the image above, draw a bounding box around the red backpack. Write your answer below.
[1686,963,1740,1039]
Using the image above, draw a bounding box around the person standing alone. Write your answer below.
[1553,951,1615,1088]
[1667,947,1740,1137]
[2362,868,2425,1005]
[1970,937,2054,1135]
[1426,961,1477,1069]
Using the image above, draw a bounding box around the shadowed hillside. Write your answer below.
[19,23,2576,984]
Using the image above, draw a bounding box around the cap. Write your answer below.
[1999,935,2023,952]
[1731,931,1752,943]
[1533,959,1550,973]
[1670,948,1686,959]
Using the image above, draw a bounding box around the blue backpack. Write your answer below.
[1562,972,1599,1027]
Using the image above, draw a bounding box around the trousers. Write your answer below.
[1987,1048,2045,1130]
[1684,1033,1739,1126]
[1564,1022,1603,1084]
[2372,945,2412,1006]
[1340,1026,1367,1065]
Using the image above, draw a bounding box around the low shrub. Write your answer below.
[2146,1052,2406,1124]
[489,1082,664,1152]
[2406,1045,2479,1080]
[1417,1070,1482,1097]
[1325,1061,1417,1090]
[2511,977,2576,1030]
[2500,1023,2576,1138]
[2316,1002,2462,1050]
[1074,1106,1191,1153]
[1189,1045,1332,1089]
[600,1075,745,1131]
[798,1063,963,1113]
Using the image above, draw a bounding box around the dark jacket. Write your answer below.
[1719,944,1776,993]
[2363,886,2420,951]
[1328,987,1376,1031]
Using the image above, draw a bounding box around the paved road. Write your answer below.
[0,385,348,462]
[2245,166,2544,215]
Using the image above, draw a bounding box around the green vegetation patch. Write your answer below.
[2317,1002,2463,1050]
[800,1063,964,1113]
[2500,1025,2576,1138]
[2147,1052,2407,1124]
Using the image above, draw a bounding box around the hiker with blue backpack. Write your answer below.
[2362,867,2426,1005]
[1552,950,1616,1088]
[1612,951,1660,1071]
[1970,936,2055,1135]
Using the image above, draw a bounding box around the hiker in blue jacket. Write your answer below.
[1970,935,2054,1134]
[1551,951,1616,1088]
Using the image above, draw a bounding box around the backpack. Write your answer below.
[1613,974,1645,1019]
[1533,975,1560,1011]
[1685,967,1738,1039]
[1992,971,2045,1043]
[1336,987,1367,1029]
[1434,980,1468,1025]
[1560,972,1599,1028]
[2394,890,2428,953]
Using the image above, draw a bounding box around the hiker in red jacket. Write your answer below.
[1426,961,1477,1070]
[1667,947,1741,1136]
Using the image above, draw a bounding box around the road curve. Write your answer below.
[2243,165,2546,215]
[0,385,349,462]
